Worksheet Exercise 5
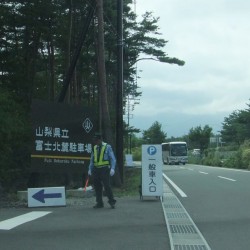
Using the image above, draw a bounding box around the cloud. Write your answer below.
[130,0,250,137]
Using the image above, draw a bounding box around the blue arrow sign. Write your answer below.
[32,189,62,203]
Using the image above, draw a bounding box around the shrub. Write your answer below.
[131,147,141,161]
[222,150,242,169]
[241,149,250,169]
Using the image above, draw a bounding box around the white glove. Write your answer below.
[110,169,115,176]
[88,169,92,176]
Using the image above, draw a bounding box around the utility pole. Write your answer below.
[125,95,139,153]
[117,0,124,183]
[126,96,132,154]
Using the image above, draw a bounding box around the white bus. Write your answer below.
[162,141,188,165]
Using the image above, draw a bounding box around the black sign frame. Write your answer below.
[31,99,97,174]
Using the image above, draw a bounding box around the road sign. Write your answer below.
[125,154,134,167]
[28,187,66,207]
[141,145,163,197]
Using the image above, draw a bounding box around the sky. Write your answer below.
[127,0,250,138]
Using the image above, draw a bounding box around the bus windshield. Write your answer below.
[171,144,187,156]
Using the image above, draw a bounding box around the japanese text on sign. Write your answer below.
[148,163,157,192]
[141,145,163,197]
[34,126,92,154]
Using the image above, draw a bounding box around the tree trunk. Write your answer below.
[47,27,55,101]
[96,0,122,186]
[66,0,73,103]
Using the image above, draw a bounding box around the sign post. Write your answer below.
[141,145,163,199]
[28,187,66,207]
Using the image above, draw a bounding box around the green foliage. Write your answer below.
[241,149,250,169]
[131,147,142,161]
[222,151,242,169]
[219,141,250,169]
[0,89,31,190]
[221,102,250,145]
[188,125,212,153]
[201,149,223,167]
[0,1,184,190]
[142,121,167,144]
[198,141,250,170]
[130,133,143,148]
[188,153,202,165]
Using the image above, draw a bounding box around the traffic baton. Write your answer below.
[84,177,89,192]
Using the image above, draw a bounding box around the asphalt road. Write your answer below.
[2,163,250,250]
[0,196,170,250]
[163,164,250,250]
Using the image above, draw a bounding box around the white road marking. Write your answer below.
[162,173,187,198]
[199,171,209,175]
[207,166,250,173]
[188,168,194,171]
[218,176,236,182]
[0,211,51,230]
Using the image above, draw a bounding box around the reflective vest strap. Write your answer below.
[94,143,109,167]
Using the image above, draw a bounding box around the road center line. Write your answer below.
[0,211,51,230]
[218,176,236,182]
[162,173,187,198]
[199,171,208,175]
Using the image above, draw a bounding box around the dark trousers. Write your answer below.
[92,167,115,204]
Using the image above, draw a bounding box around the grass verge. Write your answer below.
[113,168,141,197]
